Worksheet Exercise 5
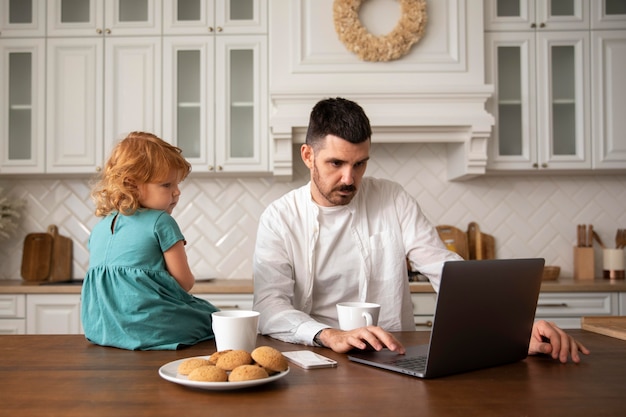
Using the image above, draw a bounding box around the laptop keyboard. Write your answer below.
[385,355,427,372]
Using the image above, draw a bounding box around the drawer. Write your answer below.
[0,295,26,318]
[535,292,618,317]
[411,293,437,315]
[195,294,254,311]
[0,319,26,334]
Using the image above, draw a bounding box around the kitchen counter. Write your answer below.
[1,330,624,417]
[2,277,626,294]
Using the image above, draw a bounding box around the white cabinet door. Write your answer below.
[0,38,46,173]
[214,35,268,172]
[26,294,82,334]
[592,30,626,169]
[162,2,268,174]
[46,38,104,173]
[103,36,162,154]
[591,0,626,29]
[486,30,591,171]
[0,0,46,37]
[484,0,590,31]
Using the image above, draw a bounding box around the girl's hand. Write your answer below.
[163,240,195,291]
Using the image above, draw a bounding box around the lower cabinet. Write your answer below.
[195,294,254,311]
[412,291,622,330]
[0,294,26,334]
[411,293,437,330]
[535,292,618,329]
[26,294,82,335]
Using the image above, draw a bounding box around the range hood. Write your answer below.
[270,87,494,181]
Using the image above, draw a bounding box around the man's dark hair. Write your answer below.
[305,97,372,150]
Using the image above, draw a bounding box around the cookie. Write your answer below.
[251,346,288,373]
[208,349,232,366]
[228,364,269,382]
[177,357,211,375]
[215,349,252,371]
[188,365,228,382]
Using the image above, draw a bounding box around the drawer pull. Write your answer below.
[415,320,433,327]
[537,303,568,308]
[215,305,240,310]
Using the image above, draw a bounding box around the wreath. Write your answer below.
[333,0,427,62]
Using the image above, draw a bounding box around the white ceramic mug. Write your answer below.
[603,248,625,279]
[336,302,381,330]
[211,310,260,351]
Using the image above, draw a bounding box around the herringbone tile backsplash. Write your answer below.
[1,143,625,280]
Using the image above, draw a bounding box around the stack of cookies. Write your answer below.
[177,346,288,382]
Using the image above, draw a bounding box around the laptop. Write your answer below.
[348,258,545,378]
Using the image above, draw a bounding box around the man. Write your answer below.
[253,97,589,363]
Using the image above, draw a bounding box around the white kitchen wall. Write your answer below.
[1,142,625,280]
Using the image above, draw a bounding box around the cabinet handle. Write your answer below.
[540,22,546,28]
[537,303,568,308]
[414,320,433,327]
[216,27,223,32]
[96,28,102,34]
[530,23,536,28]
[217,165,223,171]
[105,28,111,35]
[208,27,214,32]
[541,163,548,168]
[532,163,538,168]
[208,165,214,171]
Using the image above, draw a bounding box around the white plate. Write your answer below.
[158,356,289,391]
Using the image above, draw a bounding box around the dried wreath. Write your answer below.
[333,0,427,62]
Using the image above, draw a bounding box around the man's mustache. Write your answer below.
[337,185,356,192]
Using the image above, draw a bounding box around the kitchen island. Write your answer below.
[0,330,624,416]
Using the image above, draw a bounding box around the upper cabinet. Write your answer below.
[485,0,626,172]
[1,0,268,175]
[162,0,268,173]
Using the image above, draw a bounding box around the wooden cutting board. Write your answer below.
[47,225,73,282]
[436,225,468,259]
[581,316,626,341]
[21,233,53,281]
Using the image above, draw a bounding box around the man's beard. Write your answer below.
[312,161,357,206]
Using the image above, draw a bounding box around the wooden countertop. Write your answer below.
[2,277,626,294]
[1,330,624,417]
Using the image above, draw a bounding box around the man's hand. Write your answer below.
[317,327,406,354]
[528,320,590,363]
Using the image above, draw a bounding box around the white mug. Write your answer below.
[211,310,260,352]
[336,302,381,330]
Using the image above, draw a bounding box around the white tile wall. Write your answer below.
[1,143,625,280]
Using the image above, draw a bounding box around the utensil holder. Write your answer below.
[573,247,595,280]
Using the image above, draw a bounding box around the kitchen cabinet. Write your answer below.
[412,289,622,330]
[591,29,626,169]
[25,294,82,334]
[535,292,618,329]
[0,37,46,173]
[485,0,626,172]
[0,294,26,334]
[162,0,268,173]
[485,0,591,171]
[411,293,437,331]
[1,0,161,174]
[46,0,161,174]
[195,293,253,311]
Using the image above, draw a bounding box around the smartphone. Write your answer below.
[282,350,338,369]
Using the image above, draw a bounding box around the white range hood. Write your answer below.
[269,1,495,181]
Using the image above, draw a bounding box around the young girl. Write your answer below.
[81,132,219,350]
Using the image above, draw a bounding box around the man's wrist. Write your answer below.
[313,329,326,347]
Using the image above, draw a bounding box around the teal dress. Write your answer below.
[81,209,219,350]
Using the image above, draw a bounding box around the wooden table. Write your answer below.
[1,331,624,417]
